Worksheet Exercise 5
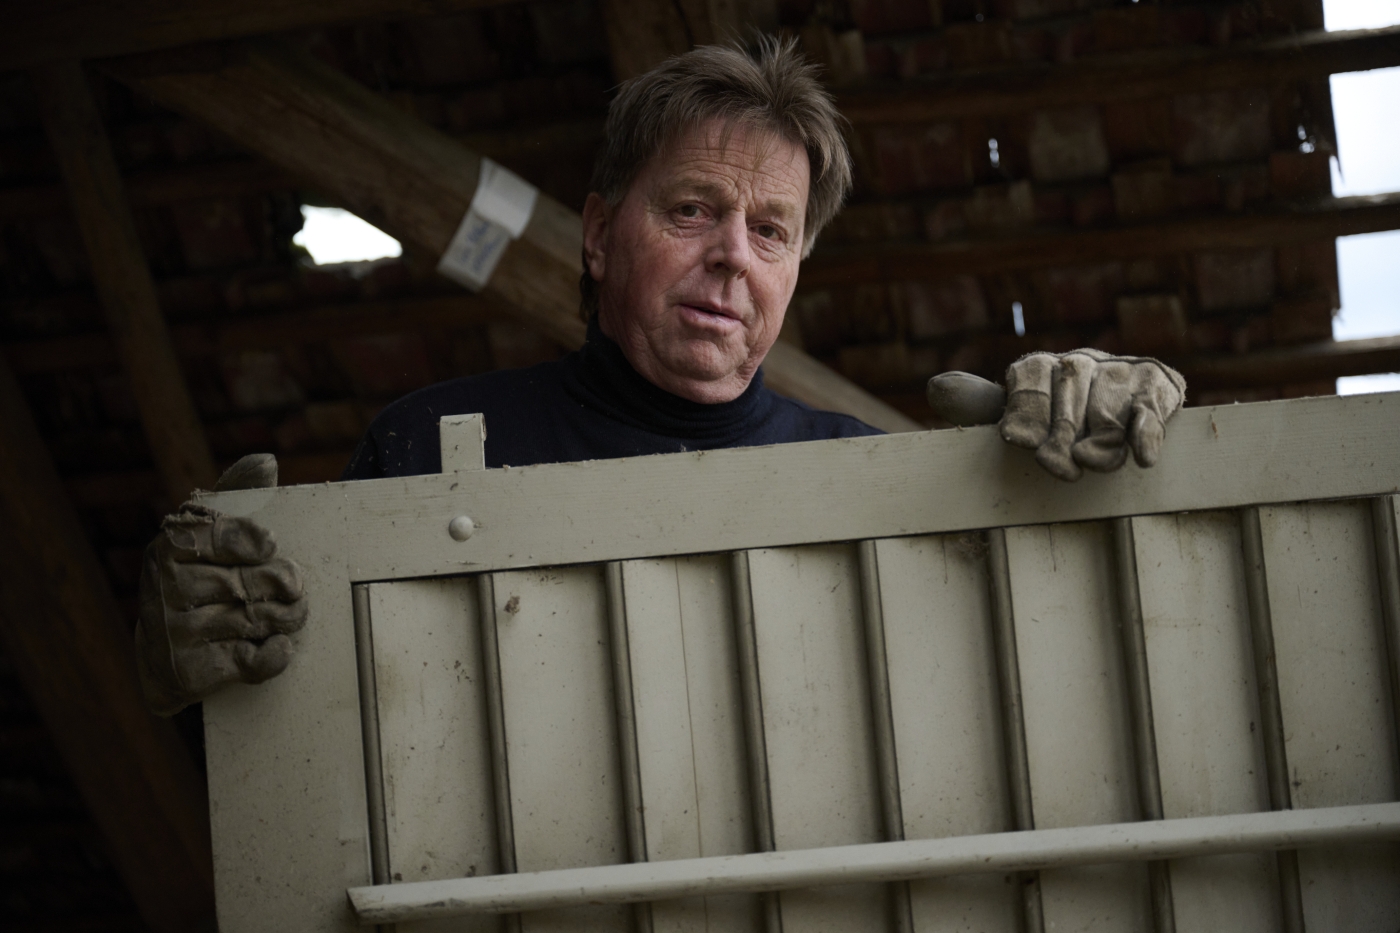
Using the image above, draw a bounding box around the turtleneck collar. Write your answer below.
[562,317,773,444]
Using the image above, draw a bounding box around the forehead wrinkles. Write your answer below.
[654,123,807,210]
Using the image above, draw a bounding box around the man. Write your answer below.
[136,39,1185,715]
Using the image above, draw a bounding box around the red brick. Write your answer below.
[1188,318,1232,353]
[1172,89,1271,167]
[1174,172,1222,212]
[1093,7,1164,53]
[1051,19,1096,63]
[1028,106,1109,182]
[1034,262,1125,325]
[1270,296,1334,344]
[1102,98,1173,162]
[1269,151,1332,200]
[868,124,971,195]
[849,0,937,35]
[900,276,990,339]
[333,333,436,396]
[838,341,911,390]
[899,35,949,76]
[944,22,1014,68]
[1275,240,1338,305]
[863,41,901,79]
[823,202,921,245]
[169,198,259,271]
[1070,184,1114,226]
[1111,159,1175,219]
[1116,293,1188,353]
[1194,248,1275,312]
[963,181,1035,232]
[923,198,968,240]
[219,350,307,412]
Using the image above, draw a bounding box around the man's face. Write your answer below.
[582,119,809,404]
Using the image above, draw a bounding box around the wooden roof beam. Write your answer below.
[105,39,922,433]
[839,25,1400,124]
[32,61,218,501]
[800,191,1400,286]
[1172,333,1400,390]
[0,354,216,933]
[0,0,517,72]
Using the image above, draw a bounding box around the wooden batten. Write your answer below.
[839,25,1400,124]
[803,192,1400,286]
[0,0,519,71]
[0,354,217,933]
[31,61,218,501]
[107,39,923,433]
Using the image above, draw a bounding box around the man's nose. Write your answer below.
[705,212,751,279]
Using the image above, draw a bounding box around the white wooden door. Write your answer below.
[199,394,1400,933]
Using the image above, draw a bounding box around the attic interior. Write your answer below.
[1,0,1398,929]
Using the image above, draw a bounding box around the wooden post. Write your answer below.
[109,40,923,432]
[0,354,216,933]
[31,61,218,501]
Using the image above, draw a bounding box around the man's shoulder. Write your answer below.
[759,387,886,440]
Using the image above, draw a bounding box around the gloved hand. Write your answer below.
[927,350,1186,482]
[135,454,308,716]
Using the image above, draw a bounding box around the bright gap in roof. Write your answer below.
[293,205,402,265]
[1323,0,1400,395]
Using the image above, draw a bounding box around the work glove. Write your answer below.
[135,454,308,716]
[927,350,1186,482]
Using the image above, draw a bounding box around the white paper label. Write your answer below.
[437,157,539,292]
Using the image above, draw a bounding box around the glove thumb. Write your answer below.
[215,453,279,492]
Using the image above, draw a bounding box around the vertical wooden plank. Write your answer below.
[748,544,887,932]
[1132,513,1279,933]
[625,556,760,933]
[369,578,500,933]
[203,556,365,933]
[31,61,216,500]
[1005,523,1150,933]
[494,565,629,933]
[876,534,1019,933]
[1261,502,1400,929]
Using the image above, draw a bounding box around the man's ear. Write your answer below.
[582,192,610,283]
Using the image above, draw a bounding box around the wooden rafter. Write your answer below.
[839,25,1400,124]
[32,61,218,501]
[1173,333,1400,390]
[4,293,506,374]
[106,39,923,433]
[0,354,216,933]
[801,192,1400,286]
[0,0,516,71]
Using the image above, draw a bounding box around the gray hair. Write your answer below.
[582,36,852,315]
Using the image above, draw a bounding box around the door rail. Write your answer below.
[347,802,1400,925]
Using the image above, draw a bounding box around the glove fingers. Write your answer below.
[242,559,305,603]
[164,512,276,565]
[166,563,247,608]
[234,635,294,684]
[1072,361,1133,473]
[1130,403,1167,467]
[1000,353,1056,449]
[248,597,309,635]
[172,603,281,642]
[1034,353,1098,482]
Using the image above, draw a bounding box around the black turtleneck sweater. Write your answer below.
[342,322,881,479]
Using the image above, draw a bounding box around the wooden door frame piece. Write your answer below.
[199,391,1400,933]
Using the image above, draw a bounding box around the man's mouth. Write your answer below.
[680,302,738,323]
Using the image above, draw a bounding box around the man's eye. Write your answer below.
[754,224,780,240]
[677,204,701,218]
